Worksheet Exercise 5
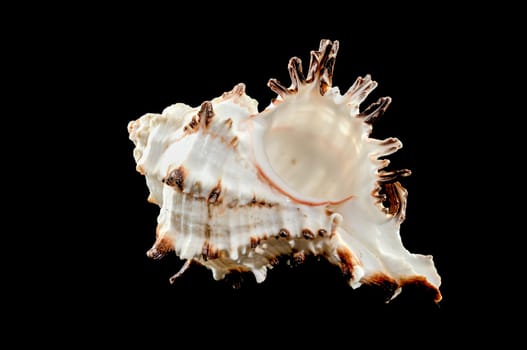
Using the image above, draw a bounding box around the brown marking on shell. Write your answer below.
[318,41,339,95]
[268,78,290,98]
[288,56,304,92]
[306,50,320,83]
[207,180,222,204]
[147,228,174,260]
[198,101,214,129]
[359,97,392,124]
[247,194,275,208]
[306,39,339,94]
[371,184,382,197]
[378,169,412,183]
[383,181,408,223]
[183,114,200,133]
[345,74,378,103]
[279,229,290,238]
[336,247,358,281]
[302,229,315,239]
[136,164,145,175]
[376,158,391,170]
[169,259,194,284]
[372,184,388,209]
[318,229,328,237]
[201,241,219,260]
[293,250,305,264]
[163,166,186,191]
[325,208,334,216]
[375,137,402,157]
[267,256,280,266]
[269,97,284,106]
[329,214,342,238]
[147,195,158,204]
[223,118,233,129]
[400,276,443,303]
[250,236,261,249]
[362,273,400,301]
[230,83,246,96]
[363,273,398,287]
[268,39,339,99]
[378,137,401,146]
[204,224,211,240]
[229,136,239,148]
[221,83,246,100]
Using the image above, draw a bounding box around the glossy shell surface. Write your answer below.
[128,39,441,302]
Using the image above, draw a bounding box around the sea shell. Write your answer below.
[127,39,441,302]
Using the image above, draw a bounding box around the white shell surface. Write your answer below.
[128,39,441,302]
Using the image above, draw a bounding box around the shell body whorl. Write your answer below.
[128,39,441,302]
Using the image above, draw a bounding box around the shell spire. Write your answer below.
[128,39,442,303]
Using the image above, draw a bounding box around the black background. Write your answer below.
[20,4,493,346]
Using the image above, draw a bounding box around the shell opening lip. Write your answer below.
[256,164,354,206]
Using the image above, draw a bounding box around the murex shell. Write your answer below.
[128,39,441,302]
